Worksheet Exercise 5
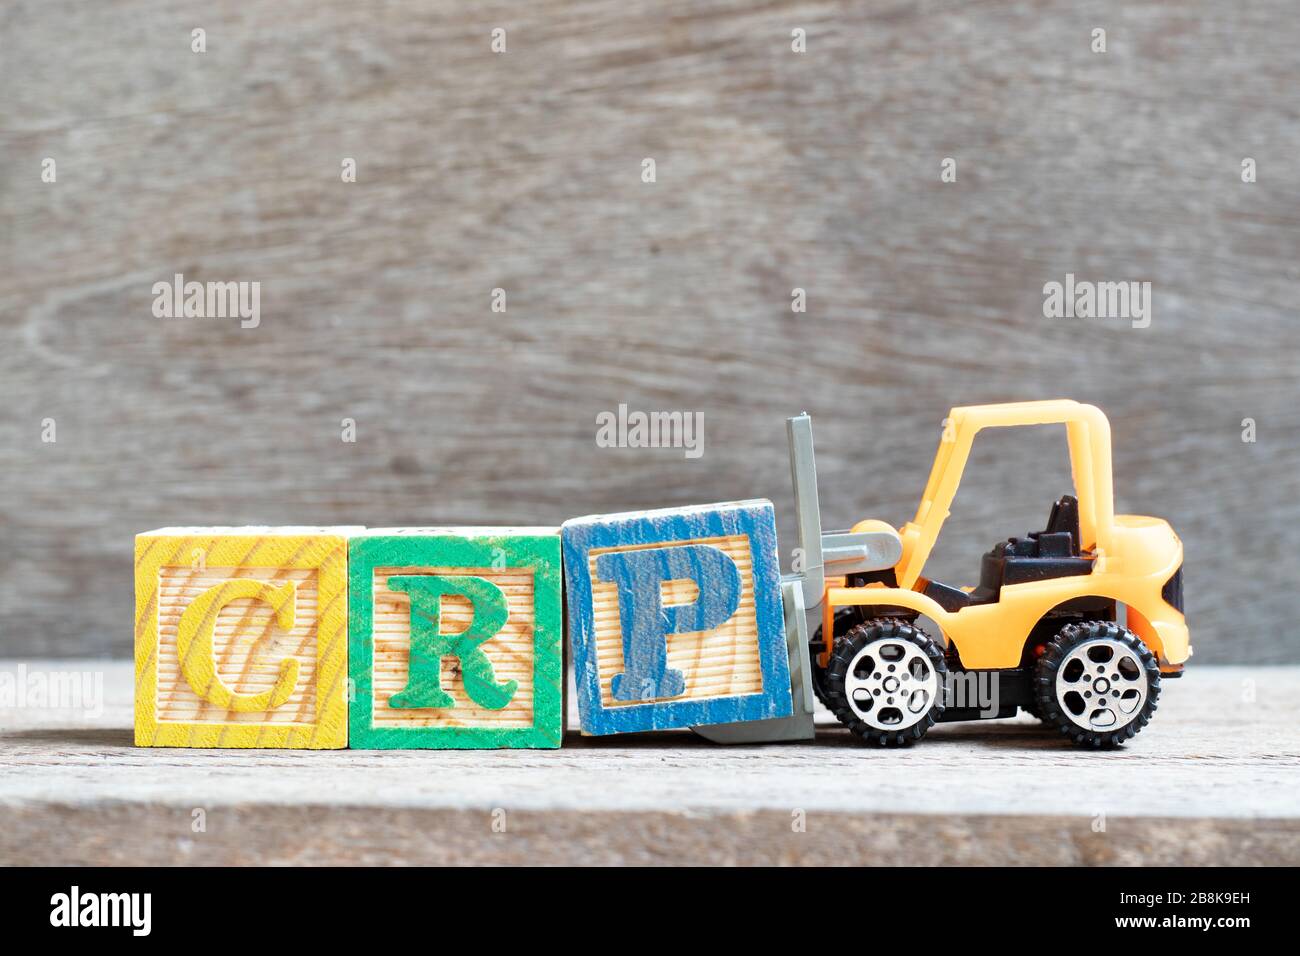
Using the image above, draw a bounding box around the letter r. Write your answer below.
[388,575,517,711]
[595,544,742,701]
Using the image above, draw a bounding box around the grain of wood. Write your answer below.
[2,1,1299,662]
[1,661,1296,864]
[155,566,321,724]
[134,530,350,747]
[370,565,537,728]
[590,533,762,705]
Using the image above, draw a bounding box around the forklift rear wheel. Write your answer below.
[824,619,947,746]
[1034,621,1161,748]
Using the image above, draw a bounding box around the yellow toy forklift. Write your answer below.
[792,400,1188,748]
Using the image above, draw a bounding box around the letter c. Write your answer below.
[176,580,299,711]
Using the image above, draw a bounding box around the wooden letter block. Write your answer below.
[348,529,563,749]
[562,501,792,735]
[134,527,353,748]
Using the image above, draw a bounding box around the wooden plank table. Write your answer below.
[2,661,1296,865]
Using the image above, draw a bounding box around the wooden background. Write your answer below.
[1,1,1297,662]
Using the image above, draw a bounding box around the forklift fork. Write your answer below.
[692,415,901,744]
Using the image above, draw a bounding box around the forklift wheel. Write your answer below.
[1033,621,1161,748]
[810,608,860,709]
[824,619,947,746]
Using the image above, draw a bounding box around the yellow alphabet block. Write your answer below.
[134,528,355,748]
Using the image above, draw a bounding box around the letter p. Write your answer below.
[595,544,742,701]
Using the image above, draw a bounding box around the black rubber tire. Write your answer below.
[1034,621,1161,748]
[824,618,947,746]
[810,607,860,708]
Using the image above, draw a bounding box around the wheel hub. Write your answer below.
[844,638,938,731]
[1054,639,1148,732]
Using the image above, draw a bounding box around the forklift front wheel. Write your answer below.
[825,619,947,746]
[811,607,860,708]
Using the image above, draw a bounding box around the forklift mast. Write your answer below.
[786,413,904,608]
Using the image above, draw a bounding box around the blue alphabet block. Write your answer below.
[562,500,793,735]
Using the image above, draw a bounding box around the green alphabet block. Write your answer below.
[348,529,563,748]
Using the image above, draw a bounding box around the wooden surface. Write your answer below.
[1,661,1297,865]
[2,1,1299,662]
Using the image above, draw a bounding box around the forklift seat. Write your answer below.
[922,495,1094,612]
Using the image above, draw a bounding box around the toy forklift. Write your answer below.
[697,400,1187,748]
